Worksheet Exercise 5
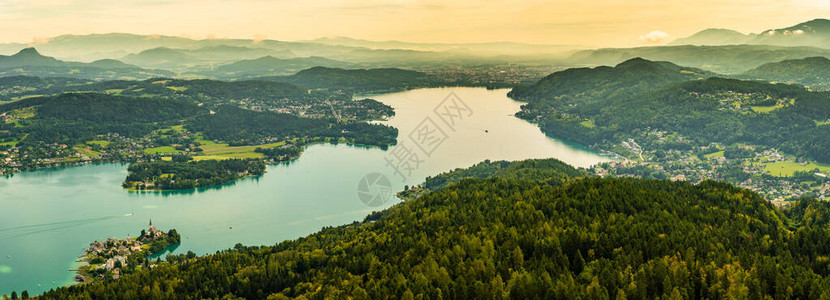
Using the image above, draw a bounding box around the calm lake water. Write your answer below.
[0,87,612,295]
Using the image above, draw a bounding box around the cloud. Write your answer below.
[784,29,805,36]
[28,36,51,47]
[639,30,671,44]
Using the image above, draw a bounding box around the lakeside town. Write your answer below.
[75,220,181,283]
[591,129,830,205]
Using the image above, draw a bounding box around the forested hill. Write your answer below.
[741,56,830,91]
[39,158,830,299]
[0,93,204,146]
[508,57,714,102]
[420,158,587,192]
[0,77,308,103]
[510,57,830,164]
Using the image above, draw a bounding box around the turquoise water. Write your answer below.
[0,87,612,295]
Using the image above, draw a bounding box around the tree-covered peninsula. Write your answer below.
[123,159,266,190]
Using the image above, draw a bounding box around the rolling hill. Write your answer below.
[509,57,714,101]
[511,58,830,163]
[741,56,830,91]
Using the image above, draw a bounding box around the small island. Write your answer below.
[122,158,266,190]
[75,220,181,283]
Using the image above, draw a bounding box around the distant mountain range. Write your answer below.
[120,46,297,70]
[306,36,580,56]
[0,33,570,71]
[569,44,830,74]
[0,48,172,80]
[672,19,830,49]
[0,18,828,81]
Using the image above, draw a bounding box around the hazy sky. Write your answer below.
[1,0,829,46]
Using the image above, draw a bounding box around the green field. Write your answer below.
[104,89,125,94]
[143,146,183,154]
[750,104,784,113]
[191,153,265,161]
[166,86,188,92]
[704,151,725,159]
[579,120,596,128]
[9,94,43,101]
[73,144,101,157]
[5,107,36,122]
[816,120,830,126]
[86,140,111,147]
[155,125,187,136]
[191,140,286,161]
[763,161,830,177]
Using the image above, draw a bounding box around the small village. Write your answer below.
[76,220,180,283]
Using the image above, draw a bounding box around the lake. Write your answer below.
[0,87,612,295]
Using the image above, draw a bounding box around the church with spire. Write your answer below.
[142,218,165,241]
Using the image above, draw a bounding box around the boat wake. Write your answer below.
[0,215,120,241]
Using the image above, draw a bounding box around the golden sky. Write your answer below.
[1,0,829,46]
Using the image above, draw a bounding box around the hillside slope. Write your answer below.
[508,57,714,111]
[510,58,830,163]
[38,157,830,299]
[741,56,830,90]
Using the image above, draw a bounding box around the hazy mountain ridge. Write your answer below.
[569,44,830,74]
[257,66,431,91]
[307,36,581,56]
[748,19,830,48]
[120,46,298,71]
[207,56,349,79]
[669,28,753,46]
[0,48,173,80]
[741,56,830,90]
[0,33,570,72]
[673,19,830,49]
